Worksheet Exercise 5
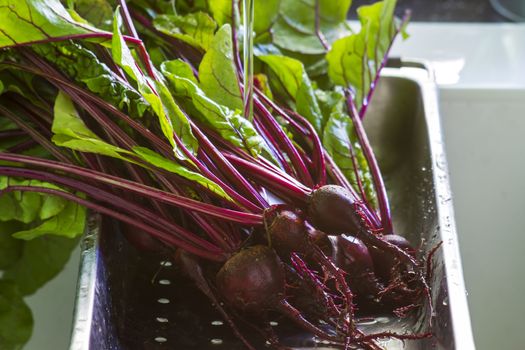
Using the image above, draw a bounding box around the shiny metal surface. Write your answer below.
[69,61,474,350]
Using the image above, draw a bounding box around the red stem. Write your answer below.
[1,186,225,261]
[0,153,263,225]
[253,97,314,187]
[346,93,392,234]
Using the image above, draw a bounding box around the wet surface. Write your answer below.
[349,0,509,22]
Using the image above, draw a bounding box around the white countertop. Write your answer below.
[392,23,525,350]
[25,23,525,350]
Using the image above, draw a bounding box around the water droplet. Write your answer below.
[210,338,223,345]
[156,317,169,323]
[269,321,279,326]
[157,298,170,304]
[158,279,171,285]
[442,300,448,306]
[375,316,390,324]
[155,337,167,343]
[211,320,224,326]
[421,166,427,171]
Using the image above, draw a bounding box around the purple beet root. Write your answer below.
[216,245,286,312]
[122,224,166,253]
[370,234,416,281]
[308,185,363,235]
[266,209,333,259]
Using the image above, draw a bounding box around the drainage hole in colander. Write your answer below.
[160,260,172,267]
[154,337,167,343]
[210,338,223,345]
[269,321,279,327]
[156,317,169,323]
[211,320,224,326]
[158,279,171,285]
[157,298,170,304]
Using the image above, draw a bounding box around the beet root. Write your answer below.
[121,224,166,253]
[216,245,285,312]
[308,185,364,235]
[266,208,333,259]
[369,234,416,282]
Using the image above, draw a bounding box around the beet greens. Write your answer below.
[0,0,435,349]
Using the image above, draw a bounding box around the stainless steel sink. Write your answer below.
[69,61,475,350]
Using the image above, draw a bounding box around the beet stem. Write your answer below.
[345,93,392,233]
[0,154,264,224]
[1,186,225,261]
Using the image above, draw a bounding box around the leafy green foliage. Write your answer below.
[208,0,232,27]
[154,12,217,51]
[326,0,400,109]
[198,24,243,111]
[0,176,87,236]
[0,0,91,47]
[0,222,24,269]
[322,111,376,207]
[12,201,86,240]
[112,10,198,159]
[132,146,232,200]
[33,42,149,117]
[67,0,114,30]
[259,55,323,132]
[0,280,33,350]
[52,91,134,159]
[162,59,265,157]
[253,0,280,34]
[271,0,352,54]
[2,235,80,295]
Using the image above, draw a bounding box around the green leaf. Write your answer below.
[0,280,33,350]
[162,59,266,157]
[12,201,86,240]
[208,0,232,27]
[253,0,280,34]
[132,146,232,201]
[199,24,243,111]
[271,0,352,55]
[111,10,198,159]
[0,176,81,225]
[0,221,24,269]
[322,112,376,208]
[259,55,323,132]
[154,12,217,51]
[67,0,113,30]
[3,235,80,296]
[326,0,400,110]
[0,178,42,224]
[32,42,149,117]
[39,195,67,220]
[52,91,133,159]
[0,0,92,48]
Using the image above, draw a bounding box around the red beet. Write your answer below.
[266,209,333,258]
[308,185,363,235]
[216,245,286,312]
[370,234,416,281]
[121,224,166,253]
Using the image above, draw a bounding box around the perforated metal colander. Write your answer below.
[68,61,475,350]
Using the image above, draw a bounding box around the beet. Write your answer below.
[308,185,363,235]
[121,224,166,253]
[370,234,416,281]
[337,235,374,274]
[216,245,285,312]
[266,208,333,259]
[267,209,310,257]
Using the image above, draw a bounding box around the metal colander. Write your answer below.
[69,60,475,350]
